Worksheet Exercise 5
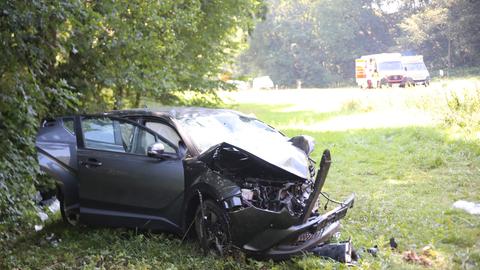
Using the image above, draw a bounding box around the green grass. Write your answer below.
[230,103,356,128]
[2,89,480,269]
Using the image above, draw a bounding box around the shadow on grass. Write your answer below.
[2,218,227,269]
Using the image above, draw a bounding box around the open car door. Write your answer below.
[75,115,184,231]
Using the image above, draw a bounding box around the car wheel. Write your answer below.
[379,78,387,89]
[194,199,231,256]
[58,190,79,226]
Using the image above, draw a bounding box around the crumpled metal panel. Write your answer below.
[198,142,310,181]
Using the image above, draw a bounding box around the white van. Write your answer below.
[252,76,274,89]
[356,53,406,88]
[401,55,430,86]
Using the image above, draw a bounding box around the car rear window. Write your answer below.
[62,118,75,135]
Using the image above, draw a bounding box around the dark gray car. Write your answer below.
[36,107,354,260]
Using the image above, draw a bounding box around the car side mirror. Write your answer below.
[289,135,315,155]
[147,142,165,158]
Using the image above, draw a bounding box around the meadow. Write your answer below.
[2,78,479,269]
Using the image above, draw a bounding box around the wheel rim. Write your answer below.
[195,205,229,255]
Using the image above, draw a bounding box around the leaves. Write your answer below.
[238,0,480,87]
[238,0,392,87]
[0,0,263,236]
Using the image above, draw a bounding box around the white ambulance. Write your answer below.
[401,55,430,86]
[355,53,405,88]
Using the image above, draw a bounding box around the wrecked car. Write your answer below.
[36,107,354,260]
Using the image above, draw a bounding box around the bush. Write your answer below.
[444,87,480,132]
[1,0,261,240]
[0,1,79,239]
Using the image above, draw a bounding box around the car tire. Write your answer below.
[379,78,387,89]
[194,199,231,256]
[58,190,79,226]
[406,78,411,88]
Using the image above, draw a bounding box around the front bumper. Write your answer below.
[228,193,355,259]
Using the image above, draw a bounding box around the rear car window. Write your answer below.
[62,118,75,135]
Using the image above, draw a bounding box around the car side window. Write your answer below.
[145,121,180,151]
[82,116,176,156]
[82,117,150,153]
[131,127,157,155]
[82,117,130,153]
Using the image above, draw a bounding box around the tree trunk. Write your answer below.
[447,38,451,76]
[134,91,141,108]
[115,86,124,110]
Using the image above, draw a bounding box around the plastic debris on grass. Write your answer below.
[453,200,480,215]
[367,245,378,257]
[34,196,60,232]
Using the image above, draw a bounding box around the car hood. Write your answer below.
[198,141,311,182]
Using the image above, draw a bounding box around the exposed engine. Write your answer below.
[239,177,314,216]
[237,157,317,216]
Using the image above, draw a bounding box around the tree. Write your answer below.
[56,0,263,110]
[237,0,393,87]
[238,0,480,86]
[377,0,480,70]
[0,0,263,231]
[0,0,79,230]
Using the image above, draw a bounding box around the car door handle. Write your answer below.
[81,159,103,167]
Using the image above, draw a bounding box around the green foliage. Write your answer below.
[238,0,393,87]
[56,0,263,110]
[237,0,480,87]
[0,0,263,236]
[145,90,226,109]
[444,88,480,132]
[0,0,79,234]
[397,0,480,70]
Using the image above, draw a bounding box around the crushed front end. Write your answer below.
[200,142,355,260]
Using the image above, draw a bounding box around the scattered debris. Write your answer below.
[34,225,43,232]
[403,250,432,267]
[33,191,43,203]
[311,239,357,263]
[367,245,378,257]
[45,233,61,247]
[38,211,49,222]
[402,245,439,267]
[34,210,48,232]
[41,196,60,213]
[389,237,398,250]
[34,196,61,232]
[453,200,480,215]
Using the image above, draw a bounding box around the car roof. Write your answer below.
[108,107,251,119]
